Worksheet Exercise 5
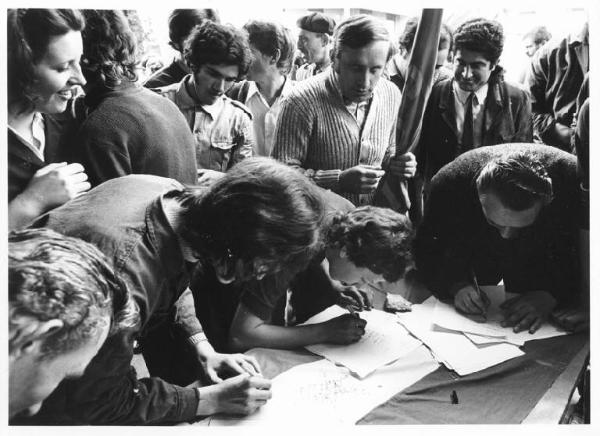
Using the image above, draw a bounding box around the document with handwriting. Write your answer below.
[300,305,422,378]
[208,345,439,426]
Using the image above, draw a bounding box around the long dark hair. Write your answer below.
[7,8,84,114]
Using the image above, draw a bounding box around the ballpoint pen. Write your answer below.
[470,269,488,318]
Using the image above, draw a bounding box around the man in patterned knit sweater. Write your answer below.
[272,14,416,206]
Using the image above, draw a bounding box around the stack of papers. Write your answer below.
[432,286,567,346]
[300,305,422,378]
[396,287,568,375]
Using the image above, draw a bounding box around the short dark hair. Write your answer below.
[168,9,220,52]
[399,17,453,55]
[331,14,396,62]
[9,228,139,359]
[180,158,326,279]
[523,26,552,45]
[81,9,138,88]
[476,151,554,211]
[327,206,414,282]
[7,8,84,113]
[454,18,504,64]
[244,20,296,75]
[184,21,252,77]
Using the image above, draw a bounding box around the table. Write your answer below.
[241,274,589,424]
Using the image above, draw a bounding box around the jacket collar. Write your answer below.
[438,78,505,138]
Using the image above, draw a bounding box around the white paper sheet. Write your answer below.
[208,345,439,426]
[432,286,568,346]
[300,305,422,378]
[397,297,524,375]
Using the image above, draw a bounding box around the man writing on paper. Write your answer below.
[414,143,580,334]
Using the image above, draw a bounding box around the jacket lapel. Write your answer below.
[484,83,504,141]
[438,80,459,140]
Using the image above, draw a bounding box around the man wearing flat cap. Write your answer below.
[295,12,335,81]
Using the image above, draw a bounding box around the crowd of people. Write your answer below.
[7,8,589,425]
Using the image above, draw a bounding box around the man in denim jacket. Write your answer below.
[156,21,254,176]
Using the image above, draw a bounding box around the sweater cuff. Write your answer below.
[174,386,201,422]
[311,169,341,190]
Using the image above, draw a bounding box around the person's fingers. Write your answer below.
[243,356,262,375]
[360,164,383,170]
[73,181,92,194]
[358,289,373,309]
[248,376,272,390]
[60,162,86,175]
[67,171,89,184]
[239,359,260,377]
[503,306,530,327]
[528,317,544,334]
[467,292,487,315]
[249,388,272,401]
[514,312,537,333]
[224,359,247,376]
[458,296,478,314]
[207,367,223,384]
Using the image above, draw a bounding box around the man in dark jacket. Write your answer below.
[20,158,325,425]
[415,144,580,334]
[417,18,532,188]
[71,10,197,187]
[527,23,588,150]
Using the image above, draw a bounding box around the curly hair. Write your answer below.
[327,206,414,282]
[184,21,252,77]
[9,228,140,360]
[7,8,84,114]
[399,17,453,55]
[244,20,296,75]
[476,150,554,211]
[80,9,138,88]
[180,157,326,279]
[454,18,504,64]
[331,15,396,63]
[168,9,220,52]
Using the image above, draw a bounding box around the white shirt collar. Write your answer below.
[246,77,294,106]
[8,112,46,161]
[453,80,488,105]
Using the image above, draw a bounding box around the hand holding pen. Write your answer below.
[453,270,491,321]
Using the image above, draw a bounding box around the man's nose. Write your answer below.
[213,78,225,93]
[461,65,473,79]
[70,62,86,87]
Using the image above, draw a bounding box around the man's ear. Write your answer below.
[321,33,331,47]
[271,49,281,66]
[11,319,64,360]
[213,257,237,284]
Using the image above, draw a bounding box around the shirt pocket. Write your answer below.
[210,138,236,171]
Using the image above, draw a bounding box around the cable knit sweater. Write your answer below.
[272,69,401,205]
